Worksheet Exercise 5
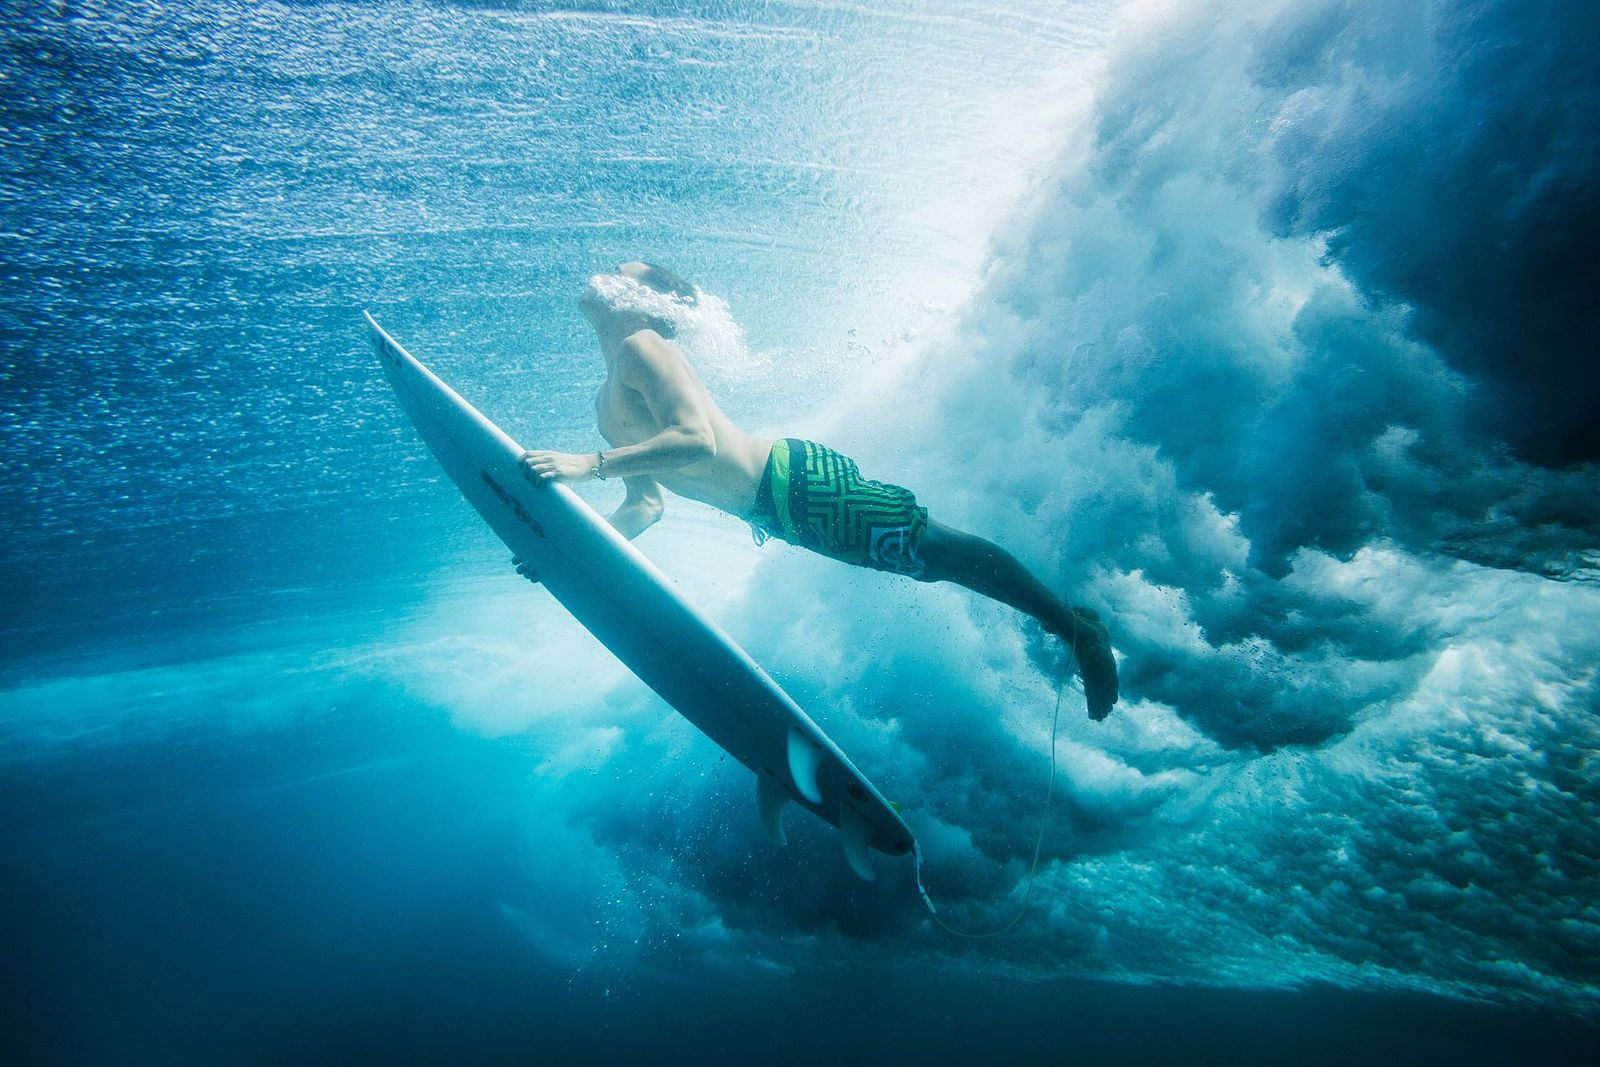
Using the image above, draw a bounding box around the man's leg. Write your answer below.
[919,520,1120,719]
[920,520,1076,633]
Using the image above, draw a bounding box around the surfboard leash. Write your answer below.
[912,614,1078,939]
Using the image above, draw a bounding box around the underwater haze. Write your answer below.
[3,0,1599,1063]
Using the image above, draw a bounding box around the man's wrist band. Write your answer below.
[591,450,608,480]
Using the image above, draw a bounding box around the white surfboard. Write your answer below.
[366,312,913,880]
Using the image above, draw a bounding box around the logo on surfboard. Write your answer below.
[481,471,546,537]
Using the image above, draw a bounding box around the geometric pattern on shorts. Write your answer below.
[764,438,929,579]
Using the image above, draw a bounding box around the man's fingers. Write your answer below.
[519,450,581,483]
[519,453,559,481]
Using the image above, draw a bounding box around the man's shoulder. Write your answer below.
[615,329,681,376]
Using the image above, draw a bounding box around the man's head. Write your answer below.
[580,261,701,339]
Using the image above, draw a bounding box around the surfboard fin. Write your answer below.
[757,774,789,847]
[786,728,824,805]
[838,802,876,882]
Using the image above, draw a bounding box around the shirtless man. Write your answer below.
[518,262,1119,719]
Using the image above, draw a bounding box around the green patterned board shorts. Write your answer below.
[749,438,931,580]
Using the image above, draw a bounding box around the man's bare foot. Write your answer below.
[1065,606,1119,721]
[510,555,542,585]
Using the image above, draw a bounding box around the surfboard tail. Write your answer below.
[785,728,824,804]
[757,773,789,847]
[838,803,877,882]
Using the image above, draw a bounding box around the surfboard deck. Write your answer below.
[365,312,913,879]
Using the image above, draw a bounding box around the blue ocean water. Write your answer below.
[3,1,1598,1063]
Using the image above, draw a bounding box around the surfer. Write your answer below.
[517,262,1119,719]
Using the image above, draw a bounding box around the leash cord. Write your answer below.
[912,615,1077,939]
